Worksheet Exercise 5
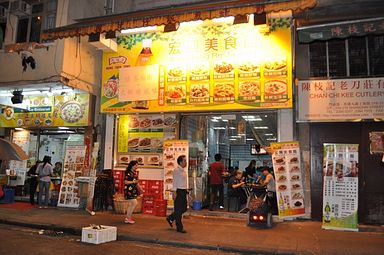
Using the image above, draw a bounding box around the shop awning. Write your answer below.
[42,0,317,40]
[298,17,384,43]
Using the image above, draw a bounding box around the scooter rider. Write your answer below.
[258,168,278,215]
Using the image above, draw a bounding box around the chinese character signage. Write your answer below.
[101,20,292,113]
[298,78,384,121]
[270,141,305,219]
[298,18,384,43]
[0,94,90,127]
[322,144,359,232]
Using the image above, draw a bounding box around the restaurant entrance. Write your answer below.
[180,111,277,209]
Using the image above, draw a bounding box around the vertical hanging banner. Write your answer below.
[163,140,189,207]
[58,145,86,208]
[322,143,359,231]
[270,141,305,218]
[86,142,99,215]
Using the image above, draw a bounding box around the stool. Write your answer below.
[226,196,240,212]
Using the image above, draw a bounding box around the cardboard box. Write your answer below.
[81,225,117,244]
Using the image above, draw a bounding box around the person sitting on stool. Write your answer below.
[227,169,247,211]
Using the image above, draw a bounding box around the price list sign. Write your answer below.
[322,143,359,232]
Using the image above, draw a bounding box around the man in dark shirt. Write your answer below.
[228,169,247,207]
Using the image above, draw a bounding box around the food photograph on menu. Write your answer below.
[167,83,187,104]
[167,64,187,82]
[189,83,210,104]
[263,58,287,77]
[213,61,235,79]
[238,80,261,102]
[190,62,210,81]
[264,80,288,101]
[213,81,235,103]
[238,61,260,78]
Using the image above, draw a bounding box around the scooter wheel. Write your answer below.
[266,212,273,228]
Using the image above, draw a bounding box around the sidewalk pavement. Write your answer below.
[0,205,383,255]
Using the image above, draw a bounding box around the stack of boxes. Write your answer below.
[113,170,125,194]
[139,180,167,217]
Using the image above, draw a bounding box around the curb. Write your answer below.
[0,218,293,255]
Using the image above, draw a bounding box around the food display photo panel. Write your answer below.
[189,62,210,81]
[270,141,305,219]
[213,80,235,103]
[167,64,187,83]
[189,82,210,104]
[237,61,261,78]
[264,79,288,101]
[166,83,187,105]
[263,58,287,77]
[238,80,261,102]
[58,145,86,208]
[213,60,235,79]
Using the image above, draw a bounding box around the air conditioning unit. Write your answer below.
[0,6,7,19]
[9,0,31,16]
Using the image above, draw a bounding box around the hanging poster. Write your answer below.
[58,145,86,208]
[322,143,359,232]
[163,140,189,207]
[369,132,384,154]
[270,141,305,218]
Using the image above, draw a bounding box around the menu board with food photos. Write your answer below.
[322,144,359,232]
[101,20,293,114]
[117,114,177,169]
[270,141,305,219]
[58,145,86,208]
[163,140,189,207]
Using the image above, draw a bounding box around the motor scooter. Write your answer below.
[245,186,273,228]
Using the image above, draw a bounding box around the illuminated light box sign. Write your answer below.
[101,19,293,113]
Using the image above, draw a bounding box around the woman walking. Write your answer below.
[36,156,53,208]
[123,160,141,224]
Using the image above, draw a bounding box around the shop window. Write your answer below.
[15,0,57,43]
[309,41,327,77]
[328,39,346,77]
[348,37,368,76]
[368,35,384,76]
[309,35,384,78]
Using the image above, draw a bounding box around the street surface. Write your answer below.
[0,224,241,255]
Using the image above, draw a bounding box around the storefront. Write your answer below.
[0,89,94,203]
[296,16,384,226]
[100,13,295,208]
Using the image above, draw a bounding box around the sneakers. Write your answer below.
[124,218,135,224]
[177,229,187,233]
[219,205,224,209]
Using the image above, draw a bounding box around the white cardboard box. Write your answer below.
[81,225,117,244]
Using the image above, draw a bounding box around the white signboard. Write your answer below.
[119,65,159,102]
[298,78,384,121]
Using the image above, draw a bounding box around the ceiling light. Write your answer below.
[58,127,69,130]
[229,127,236,130]
[265,133,274,136]
[211,119,219,122]
[246,138,254,141]
[120,26,158,34]
[254,126,269,129]
[266,138,277,141]
[213,127,226,130]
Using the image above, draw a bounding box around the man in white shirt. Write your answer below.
[166,155,188,233]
